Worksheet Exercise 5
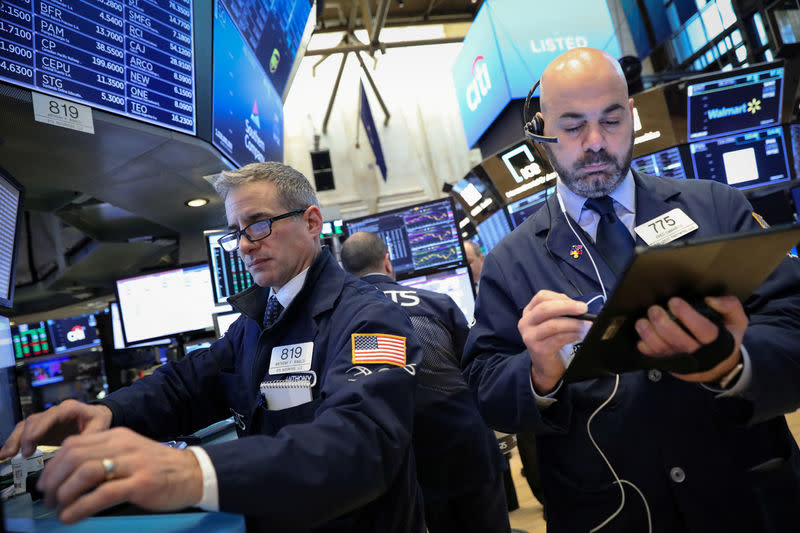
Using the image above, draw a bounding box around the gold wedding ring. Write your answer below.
[102,458,115,481]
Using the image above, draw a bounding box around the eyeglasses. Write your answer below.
[217,208,308,252]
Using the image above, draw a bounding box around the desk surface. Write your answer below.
[5,512,246,532]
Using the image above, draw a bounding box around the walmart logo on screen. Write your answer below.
[707,98,762,120]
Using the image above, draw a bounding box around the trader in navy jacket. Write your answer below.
[341,231,509,533]
[463,48,800,532]
[2,162,425,532]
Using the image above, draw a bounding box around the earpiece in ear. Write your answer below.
[523,82,559,144]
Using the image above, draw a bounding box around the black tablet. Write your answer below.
[563,223,800,383]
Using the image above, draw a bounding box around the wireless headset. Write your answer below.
[523,80,559,144]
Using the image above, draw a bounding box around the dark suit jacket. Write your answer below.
[463,172,800,533]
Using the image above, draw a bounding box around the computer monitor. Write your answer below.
[115,264,228,345]
[506,186,555,229]
[344,198,466,280]
[687,66,784,141]
[398,266,476,324]
[205,230,256,305]
[0,316,21,444]
[47,313,101,355]
[29,357,69,388]
[10,321,52,360]
[109,302,170,350]
[0,167,24,309]
[631,146,690,180]
[476,209,512,252]
[213,310,242,338]
[690,126,792,190]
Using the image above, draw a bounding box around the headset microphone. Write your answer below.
[523,80,559,144]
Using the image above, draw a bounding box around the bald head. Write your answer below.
[539,48,628,115]
[341,231,393,278]
[535,47,635,198]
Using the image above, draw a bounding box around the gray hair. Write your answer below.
[213,162,319,210]
[341,232,388,278]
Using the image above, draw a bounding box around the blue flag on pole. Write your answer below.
[359,81,387,181]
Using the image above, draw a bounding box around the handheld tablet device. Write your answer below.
[563,223,800,383]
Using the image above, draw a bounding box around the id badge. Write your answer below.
[635,208,698,246]
[269,342,313,375]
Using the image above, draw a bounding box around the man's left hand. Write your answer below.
[36,427,204,524]
[635,296,748,384]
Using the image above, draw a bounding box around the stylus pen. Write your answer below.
[562,313,598,322]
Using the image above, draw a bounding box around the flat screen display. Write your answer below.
[0,167,23,308]
[220,0,313,97]
[344,198,466,280]
[506,186,554,229]
[0,0,196,134]
[11,320,52,359]
[29,356,68,387]
[690,126,791,190]
[109,301,170,349]
[476,209,511,252]
[631,147,689,180]
[213,310,240,337]
[687,67,783,141]
[115,263,226,345]
[398,266,475,324]
[212,0,283,167]
[480,141,557,202]
[0,316,20,443]
[47,313,100,355]
[205,229,255,305]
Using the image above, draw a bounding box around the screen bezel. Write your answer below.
[344,197,470,282]
[0,166,24,309]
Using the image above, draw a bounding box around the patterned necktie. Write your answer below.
[263,295,284,329]
[584,195,635,276]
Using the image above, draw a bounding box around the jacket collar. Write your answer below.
[361,273,395,285]
[530,170,684,285]
[228,246,344,323]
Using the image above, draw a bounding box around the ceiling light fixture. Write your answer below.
[185,198,209,208]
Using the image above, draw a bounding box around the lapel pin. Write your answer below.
[570,245,583,259]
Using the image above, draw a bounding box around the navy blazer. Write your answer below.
[361,274,505,503]
[102,250,425,532]
[463,172,800,532]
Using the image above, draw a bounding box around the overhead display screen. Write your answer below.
[345,198,465,280]
[0,0,196,134]
[687,67,783,141]
[690,126,791,190]
[221,0,312,97]
[212,0,283,167]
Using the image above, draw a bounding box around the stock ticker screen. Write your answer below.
[205,229,255,305]
[687,67,783,141]
[345,198,465,279]
[0,0,196,133]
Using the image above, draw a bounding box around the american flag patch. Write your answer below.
[351,333,406,366]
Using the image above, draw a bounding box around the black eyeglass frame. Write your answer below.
[217,208,308,252]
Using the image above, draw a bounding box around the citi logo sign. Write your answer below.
[706,98,761,120]
[466,55,491,111]
[67,325,86,343]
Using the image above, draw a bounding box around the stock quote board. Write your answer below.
[0,0,196,133]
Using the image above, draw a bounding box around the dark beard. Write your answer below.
[544,131,635,198]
